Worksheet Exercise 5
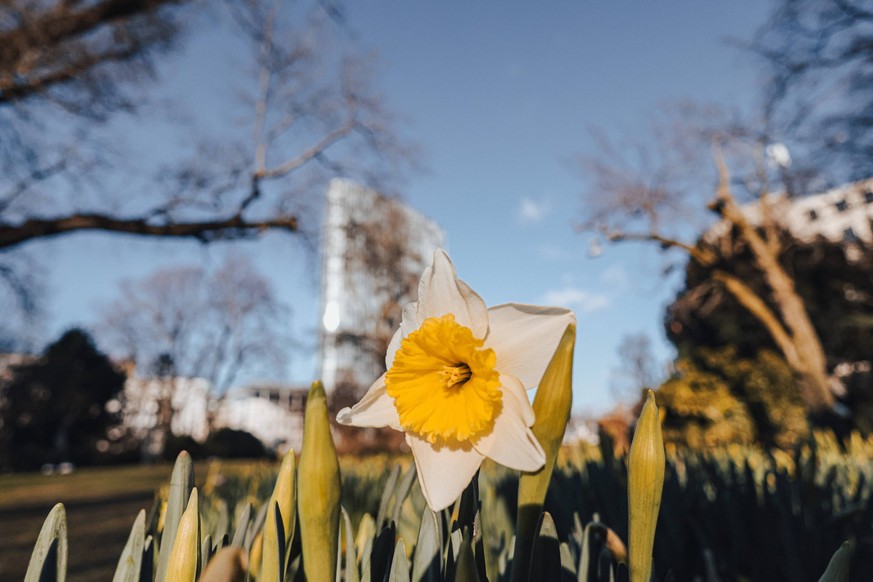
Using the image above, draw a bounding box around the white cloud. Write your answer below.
[537,244,567,261]
[542,287,609,313]
[599,263,629,290]
[517,196,550,224]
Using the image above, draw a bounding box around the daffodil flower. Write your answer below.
[337,249,576,511]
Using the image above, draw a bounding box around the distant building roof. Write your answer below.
[705,177,873,258]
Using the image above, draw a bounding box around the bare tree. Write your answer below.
[610,332,663,401]
[0,0,184,110]
[97,253,288,451]
[579,104,835,413]
[754,0,873,183]
[0,0,413,338]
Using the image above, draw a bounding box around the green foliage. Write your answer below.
[657,347,809,448]
[23,431,873,582]
[24,503,67,582]
[20,356,873,582]
[0,328,126,469]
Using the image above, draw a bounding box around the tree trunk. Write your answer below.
[713,169,834,412]
[713,269,834,411]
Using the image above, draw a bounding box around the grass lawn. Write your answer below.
[0,460,260,581]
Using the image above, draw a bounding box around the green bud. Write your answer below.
[166,488,200,582]
[628,389,665,582]
[513,323,575,582]
[261,450,297,582]
[298,381,341,581]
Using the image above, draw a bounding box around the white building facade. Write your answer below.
[120,376,307,453]
[319,179,445,396]
[706,177,873,256]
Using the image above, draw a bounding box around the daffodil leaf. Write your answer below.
[570,513,584,552]
[613,562,628,582]
[230,503,251,549]
[497,533,515,578]
[455,473,479,532]
[818,540,854,582]
[389,539,410,582]
[340,507,359,582]
[473,510,488,582]
[411,507,441,582]
[146,495,162,538]
[156,451,194,582]
[453,528,480,582]
[212,500,230,545]
[444,531,456,582]
[24,503,67,582]
[369,522,396,582]
[262,501,286,582]
[376,465,401,529]
[529,512,561,582]
[560,542,576,579]
[246,501,269,551]
[142,535,155,582]
[448,527,463,568]
[391,464,417,525]
[577,523,593,582]
[356,513,375,578]
[203,535,215,568]
[112,509,145,582]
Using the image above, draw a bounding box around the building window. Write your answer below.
[836,199,849,212]
[844,227,858,244]
[808,209,818,221]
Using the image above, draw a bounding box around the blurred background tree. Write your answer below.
[658,347,808,449]
[0,0,414,343]
[609,331,665,401]
[96,253,288,455]
[578,104,836,416]
[0,328,125,470]
[580,0,873,439]
[667,234,873,434]
[756,0,873,184]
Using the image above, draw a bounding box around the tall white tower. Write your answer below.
[319,179,444,397]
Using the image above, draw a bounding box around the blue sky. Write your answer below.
[41,2,772,415]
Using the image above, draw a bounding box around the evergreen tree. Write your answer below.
[0,329,125,470]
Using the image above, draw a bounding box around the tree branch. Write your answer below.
[605,230,716,266]
[0,212,298,249]
[711,269,797,363]
[258,119,355,179]
[0,0,182,105]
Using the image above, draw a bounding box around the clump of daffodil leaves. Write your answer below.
[338,249,576,511]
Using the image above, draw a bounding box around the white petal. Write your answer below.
[335,374,401,430]
[407,433,485,511]
[473,374,545,472]
[416,250,488,338]
[385,302,421,369]
[485,303,576,389]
